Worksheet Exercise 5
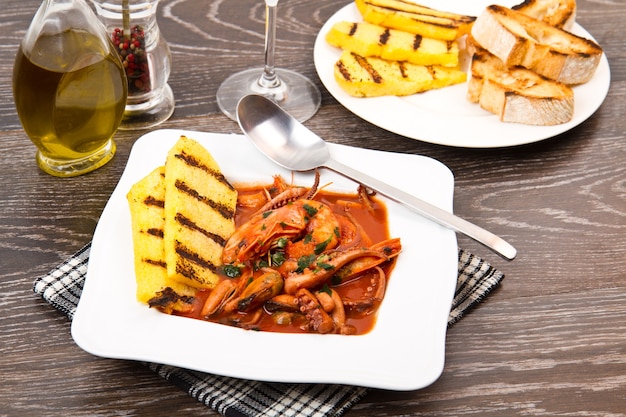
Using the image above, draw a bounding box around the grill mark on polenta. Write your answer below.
[413,35,423,50]
[399,62,408,79]
[353,53,383,83]
[175,179,236,220]
[147,287,194,310]
[146,228,164,238]
[143,258,166,268]
[336,60,351,81]
[349,22,358,36]
[143,196,165,208]
[174,241,219,279]
[175,150,236,192]
[175,213,227,246]
[426,66,437,79]
[380,28,390,45]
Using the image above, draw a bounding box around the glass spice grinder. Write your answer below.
[92,0,175,130]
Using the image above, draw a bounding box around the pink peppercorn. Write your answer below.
[111,25,150,94]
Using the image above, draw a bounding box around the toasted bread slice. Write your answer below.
[512,0,576,30]
[326,20,459,67]
[126,166,196,305]
[471,5,601,85]
[334,50,466,97]
[468,48,574,125]
[355,0,475,41]
[163,136,237,289]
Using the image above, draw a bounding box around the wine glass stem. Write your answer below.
[259,0,280,89]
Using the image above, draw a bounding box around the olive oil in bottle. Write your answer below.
[12,0,127,177]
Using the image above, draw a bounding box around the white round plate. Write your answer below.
[314,0,611,148]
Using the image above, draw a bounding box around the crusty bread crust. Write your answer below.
[468,48,574,125]
[471,4,602,85]
[512,0,576,30]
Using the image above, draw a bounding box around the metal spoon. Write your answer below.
[236,94,517,260]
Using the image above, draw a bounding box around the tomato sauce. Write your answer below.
[177,181,399,335]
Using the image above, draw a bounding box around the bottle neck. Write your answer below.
[22,0,110,54]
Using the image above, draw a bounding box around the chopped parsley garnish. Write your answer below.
[296,254,316,273]
[316,260,334,271]
[330,275,342,286]
[319,284,332,295]
[314,235,333,254]
[271,251,286,266]
[222,264,242,278]
[302,203,318,217]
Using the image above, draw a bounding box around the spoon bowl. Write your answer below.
[237,94,329,171]
[237,94,516,260]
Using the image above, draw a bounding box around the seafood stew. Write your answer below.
[164,174,402,335]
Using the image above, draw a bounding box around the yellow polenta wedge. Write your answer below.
[334,50,466,97]
[326,21,459,67]
[126,166,196,304]
[355,0,475,41]
[163,136,237,289]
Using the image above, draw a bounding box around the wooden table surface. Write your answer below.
[1,0,625,415]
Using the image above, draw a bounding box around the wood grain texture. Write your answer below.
[1,0,625,415]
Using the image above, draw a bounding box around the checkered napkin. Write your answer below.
[34,243,504,417]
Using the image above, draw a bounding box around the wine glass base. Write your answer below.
[118,84,175,130]
[35,138,116,177]
[216,68,321,123]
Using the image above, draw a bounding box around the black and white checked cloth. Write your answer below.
[34,243,504,417]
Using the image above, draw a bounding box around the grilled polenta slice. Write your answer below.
[326,21,459,67]
[163,136,237,289]
[355,0,475,41]
[126,166,196,305]
[334,50,466,97]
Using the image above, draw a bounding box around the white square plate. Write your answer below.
[71,129,457,390]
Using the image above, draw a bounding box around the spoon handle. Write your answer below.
[324,158,517,260]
